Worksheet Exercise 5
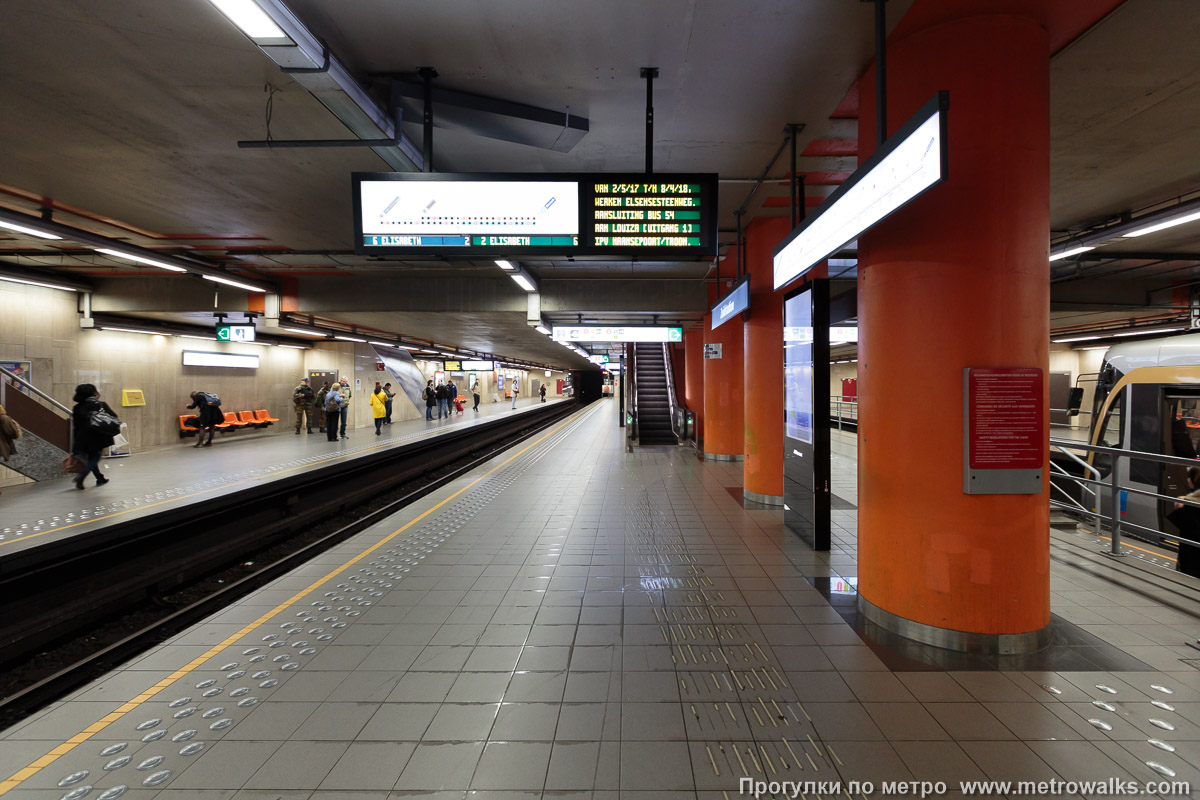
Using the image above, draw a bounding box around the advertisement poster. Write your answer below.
[0,360,32,395]
[783,308,813,445]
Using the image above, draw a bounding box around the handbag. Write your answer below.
[89,408,122,436]
[62,454,85,474]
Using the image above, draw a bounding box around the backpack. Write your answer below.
[325,393,341,412]
[202,391,221,407]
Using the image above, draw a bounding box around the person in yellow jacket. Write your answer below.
[370,383,388,436]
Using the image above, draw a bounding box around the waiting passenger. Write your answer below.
[383,383,395,424]
[186,390,222,448]
[447,380,459,415]
[337,377,352,438]
[511,381,520,409]
[324,384,343,442]
[472,382,481,412]
[1170,466,1200,578]
[70,383,118,490]
[293,378,316,435]
[540,384,547,403]
[370,384,388,435]
[436,381,449,419]
[423,379,436,420]
[315,381,331,433]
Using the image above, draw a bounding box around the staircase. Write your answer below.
[634,343,677,445]
[1,367,72,482]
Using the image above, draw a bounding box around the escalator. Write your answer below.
[1,366,72,482]
[634,343,677,444]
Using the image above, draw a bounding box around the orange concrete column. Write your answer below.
[684,329,705,444]
[856,10,1050,648]
[743,217,793,504]
[703,288,744,461]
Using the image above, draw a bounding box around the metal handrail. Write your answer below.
[0,365,71,415]
[663,343,688,441]
[1048,437,1200,555]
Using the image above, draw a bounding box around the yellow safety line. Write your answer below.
[0,401,599,795]
[1094,534,1178,563]
[0,405,561,550]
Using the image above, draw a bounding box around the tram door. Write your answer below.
[1160,389,1200,538]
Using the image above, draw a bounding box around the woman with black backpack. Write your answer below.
[71,383,119,490]
[186,390,222,448]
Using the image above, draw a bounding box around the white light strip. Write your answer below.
[0,219,63,240]
[1078,345,1110,351]
[276,343,308,349]
[1112,326,1185,337]
[495,260,515,271]
[1052,335,1102,343]
[535,325,551,335]
[280,326,329,337]
[96,248,188,273]
[0,274,79,292]
[101,326,169,336]
[1123,209,1200,238]
[1048,245,1095,262]
[335,335,367,342]
[206,0,288,40]
[203,274,267,292]
[178,334,217,340]
[511,273,536,292]
[369,340,399,347]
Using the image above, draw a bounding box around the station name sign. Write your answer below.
[553,326,683,343]
[711,277,750,330]
[773,91,949,289]
[353,172,717,258]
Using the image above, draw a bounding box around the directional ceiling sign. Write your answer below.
[215,323,256,343]
[553,326,683,343]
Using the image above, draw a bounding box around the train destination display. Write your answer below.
[353,172,716,258]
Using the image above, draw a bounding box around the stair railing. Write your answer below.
[663,343,687,443]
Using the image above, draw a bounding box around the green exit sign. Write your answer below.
[216,324,256,342]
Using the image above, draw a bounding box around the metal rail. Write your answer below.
[1049,437,1200,556]
[0,365,70,415]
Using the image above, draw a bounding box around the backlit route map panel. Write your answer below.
[353,172,716,258]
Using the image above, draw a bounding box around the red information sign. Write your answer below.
[967,368,1044,469]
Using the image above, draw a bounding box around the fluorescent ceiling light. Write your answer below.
[1048,245,1095,262]
[280,326,328,337]
[206,0,289,41]
[1078,345,1110,351]
[96,247,187,272]
[335,335,367,342]
[0,219,63,240]
[178,334,216,340]
[510,273,536,292]
[536,325,551,335]
[1123,209,1200,238]
[0,274,78,292]
[101,326,167,336]
[1052,335,1102,343]
[495,260,515,270]
[369,340,400,347]
[276,343,308,349]
[1112,326,1185,337]
[203,274,266,292]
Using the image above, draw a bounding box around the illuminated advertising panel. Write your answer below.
[182,350,259,369]
[773,92,949,289]
[552,326,683,343]
[461,360,494,371]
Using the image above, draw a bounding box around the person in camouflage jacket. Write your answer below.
[293,378,316,434]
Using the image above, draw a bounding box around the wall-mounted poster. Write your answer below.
[498,376,505,391]
[0,360,33,394]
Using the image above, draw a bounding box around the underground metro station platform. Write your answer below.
[5,0,1200,797]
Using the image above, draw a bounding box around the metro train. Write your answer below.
[1074,332,1200,545]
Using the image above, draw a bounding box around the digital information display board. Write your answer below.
[353,172,717,258]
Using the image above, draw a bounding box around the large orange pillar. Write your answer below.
[703,285,744,461]
[743,218,793,504]
[684,330,705,444]
[856,9,1050,649]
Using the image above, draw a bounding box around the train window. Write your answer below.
[1129,385,1160,485]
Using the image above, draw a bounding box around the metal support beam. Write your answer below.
[735,210,744,279]
[785,123,805,229]
[640,67,659,173]
[418,67,439,173]
[873,0,887,146]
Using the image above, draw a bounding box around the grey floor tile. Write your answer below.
[223,700,318,741]
[897,672,976,702]
[892,741,989,784]
[959,740,1062,782]
[619,741,695,790]
[447,672,513,703]
[491,702,561,740]
[318,741,417,790]
[424,702,500,740]
[506,671,568,702]
[546,741,601,789]
[395,741,485,790]
[172,740,283,789]
[358,703,439,741]
[924,703,1015,741]
[386,672,458,703]
[862,702,950,740]
[464,646,524,672]
[620,702,686,740]
[472,741,553,789]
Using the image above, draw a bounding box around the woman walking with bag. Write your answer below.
[71,383,119,490]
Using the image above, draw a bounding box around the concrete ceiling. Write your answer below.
[2,0,1199,355]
